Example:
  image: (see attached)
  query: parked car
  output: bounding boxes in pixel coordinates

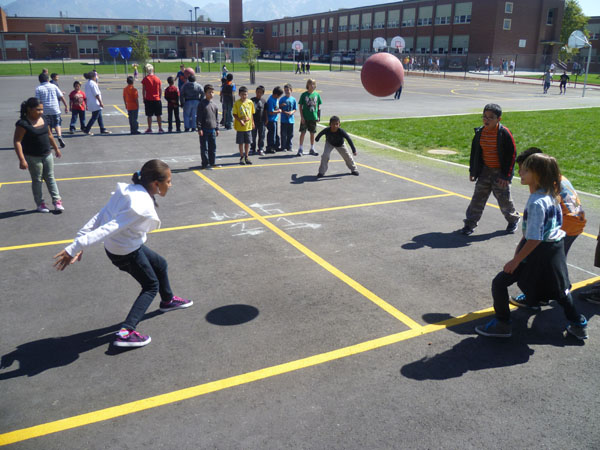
[447,59,465,70]
[262,51,272,59]
[331,52,342,63]
[311,53,321,62]
[319,54,331,62]
[166,50,177,59]
[342,52,356,64]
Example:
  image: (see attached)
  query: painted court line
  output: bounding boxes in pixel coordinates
[3,274,598,447]
[193,169,422,329]
[0,194,452,252]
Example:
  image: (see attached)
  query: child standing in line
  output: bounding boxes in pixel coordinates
[297,78,321,157]
[315,116,359,177]
[458,103,519,236]
[13,97,64,213]
[265,86,283,153]
[220,73,236,130]
[279,83,297,152]
[164,76,182,133]
[509,147,586,309]
[250,85,266,156]
[123,76,140,135]
[68,81,86,134]
[53,159,193,348]
[232,86,255,165]
[196,84,220,169]
[475,153,588,340]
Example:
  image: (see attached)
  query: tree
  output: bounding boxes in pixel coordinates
[130,30,150,72]
[560,0,589,57]
[241,28,261,84]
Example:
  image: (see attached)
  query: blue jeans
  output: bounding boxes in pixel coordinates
[266,121,280,150]
[222,97,233,129]
[69,110,85,131]
[280,122,294,150]
[85,109,106,133]
[128,109,139,134]
[251,121,265,151]
[200,128,217,167]
[106,245,173,330]
[183,99,199,130]
[24,153,61,206]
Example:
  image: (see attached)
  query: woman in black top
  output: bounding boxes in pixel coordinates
[13,97,64,213]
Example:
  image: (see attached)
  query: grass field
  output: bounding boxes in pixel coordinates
[521,73,600,85]
[342,108,600,195]
[0,60,331,77]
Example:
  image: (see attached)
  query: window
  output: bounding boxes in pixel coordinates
[100,25,114,34]
[255,27,264,33]
[272,28,278,37]
[329,17,334,33]
[505,2,513,14]
[286,22,292,36]
[360,38,371,52]
[454,2,472,24]
[432,35,449,54]
[294,21,301,35]
[416,36,431,53]
[547,9,554,25]
[503,19,511,30]
[374,11,385,29]
[388,10,400,28]
[350,14,359,31]
[65,24,80,33]
[45,24,62,33]
[118,25,132,33]
[338,39,347,51]
[418,6,433,26]
[313,19,317,34]
[435,4,451,25]
[362,13,372,30]
[321,18,325,33]
[82,24,98,33]
[134,25,148,33]
[149,26,162,34]
[402,8,415,27]
[451,35,469,54]
[279,23,285,36]
[302,20,308,34]
[339,16,348,32]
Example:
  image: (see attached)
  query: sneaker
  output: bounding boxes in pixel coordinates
[351,171,360,176]
[506,220,520,234]
[240,157,246,165]
[145,129,153,134]
[36,202,50,213]
[113,329,151,347]
[458,226,474,236]
[53,200,65,212]
[245,157,253,165]
[566,317,588,340]
[100,130,112,135]
[317,173,325,178]
[57,137,66,148]
[475,318,512,338]
[509,294,541,311]
[309,149,319,156]
[158,129,165,134]
[84,130,94,136]
[258,150,265,156]
[159,295,193,312]
[297,150,304,157]
[69,129,75,134]
[184,128,189,132]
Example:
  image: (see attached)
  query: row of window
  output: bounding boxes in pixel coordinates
[45,24,227,36]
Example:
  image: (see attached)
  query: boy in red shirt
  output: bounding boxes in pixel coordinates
[164,76,181,133]
[141,64,164,134]
[123,76,140,134]
[68,80,86,133]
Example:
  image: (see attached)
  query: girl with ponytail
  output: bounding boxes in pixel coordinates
[54,159,193,347]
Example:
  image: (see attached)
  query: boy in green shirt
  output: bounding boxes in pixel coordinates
[297,78,321,157]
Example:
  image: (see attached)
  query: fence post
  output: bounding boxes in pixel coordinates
[512,54,517,83]
[62,58,66,75]
[464,52,469,80]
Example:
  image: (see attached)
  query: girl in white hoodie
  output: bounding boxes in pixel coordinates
[54,159,192,347]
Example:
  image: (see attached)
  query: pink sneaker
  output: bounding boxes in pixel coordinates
[36,202,50,213]
[53,200,65,212]
[113,329,151,347]
[145,129,153,134]
[159,296,193,312]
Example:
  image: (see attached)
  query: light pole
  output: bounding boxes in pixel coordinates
[194,6,200,72]
[219,31,226,69]
[189,9,193,63]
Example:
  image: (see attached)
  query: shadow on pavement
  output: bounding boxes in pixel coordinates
[402,230,506,249]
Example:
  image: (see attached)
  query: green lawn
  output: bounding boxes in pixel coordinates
[0,60,330,76]
[520,73,600,85]
[341,108,600,194]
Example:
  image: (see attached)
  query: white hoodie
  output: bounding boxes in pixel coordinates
[65,183,161,256]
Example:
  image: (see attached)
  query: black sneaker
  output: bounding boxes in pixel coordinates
[57,136,66,148]
[475,318,512,338]
[317,173,325,178]
[309,149,319,156]
[566,317,588,340]
[458,226,474,236]
[351,171,359,176]
[240,157,246,165]
[506,220,520,234]
[245,157,252,165]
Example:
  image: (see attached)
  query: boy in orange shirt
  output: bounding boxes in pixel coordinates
[123,76,140,135]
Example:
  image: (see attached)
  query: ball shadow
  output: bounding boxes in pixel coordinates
[205,304,259,326]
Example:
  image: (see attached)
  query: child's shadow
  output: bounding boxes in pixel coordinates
[0,311,162,380]
[401,305,591,381]
[290,174,344,184]
[402,230,506,250]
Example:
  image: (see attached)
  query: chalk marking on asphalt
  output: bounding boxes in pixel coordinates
[567,263,600,277]
[2,274,597,447]
[193,169,422,329]
[112,104,129,117]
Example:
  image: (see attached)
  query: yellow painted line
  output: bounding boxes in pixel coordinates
[582,231,597,239]
[0,193,450,252]
[0,173,130,186]
[112,104,129,117]
[0,305,497,447]
[194,170,422,329]
[213,160,329,169]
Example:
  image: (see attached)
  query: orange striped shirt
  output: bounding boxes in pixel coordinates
[480,124,500,168]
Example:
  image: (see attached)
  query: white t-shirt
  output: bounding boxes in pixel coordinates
[65,183,161,256]
[35,82,63,115]
[85,79,102,112]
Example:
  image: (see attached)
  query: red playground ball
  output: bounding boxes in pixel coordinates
[184,67,195,78]
[360,53,405,97]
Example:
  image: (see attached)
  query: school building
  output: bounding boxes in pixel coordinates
[0,0,598,71]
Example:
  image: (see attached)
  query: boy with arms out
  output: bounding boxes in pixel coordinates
[316,116,359,177]
[279,83,297,152]
[297,78,321,157]
[459,103,520,236]
[233,86,255,165]
[196,84,220,169]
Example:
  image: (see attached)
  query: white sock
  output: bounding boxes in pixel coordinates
[298,145,303,151]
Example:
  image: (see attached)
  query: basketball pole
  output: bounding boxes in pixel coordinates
[582,44,591,98]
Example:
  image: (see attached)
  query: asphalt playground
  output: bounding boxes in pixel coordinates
[1,70,599,449]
